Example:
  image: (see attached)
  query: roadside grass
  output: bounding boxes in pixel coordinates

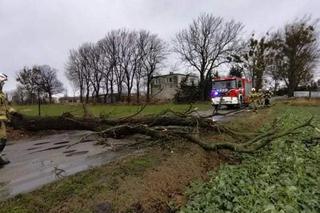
[181,103,320,213]
[13,102,211,118]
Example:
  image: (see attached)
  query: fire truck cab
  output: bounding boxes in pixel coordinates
[210,76,252,108]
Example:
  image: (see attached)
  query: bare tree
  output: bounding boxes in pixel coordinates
[98,30,123,103]
[66,49,85,103]
[173,13,243,100]
[268,17,320,96]
[16,66,43,104]
[86,43,103,103]
[12,85,26,104]
[141,32,167,102]
[78,43,94,103]
[108,30,126,102]
[118,30,137,103]
[17,65,64,104]
[36,65,64,103]
[134,30,148,103]
[97,38,111,103]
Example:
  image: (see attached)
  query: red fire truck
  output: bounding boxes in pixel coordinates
[210,76,252,109]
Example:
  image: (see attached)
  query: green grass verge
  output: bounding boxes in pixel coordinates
[181,104,320,213]
[13,103,211,118]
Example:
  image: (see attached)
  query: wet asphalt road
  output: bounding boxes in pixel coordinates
[0,131,139,200]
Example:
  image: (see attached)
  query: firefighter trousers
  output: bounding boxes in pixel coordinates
[0,121,7,153]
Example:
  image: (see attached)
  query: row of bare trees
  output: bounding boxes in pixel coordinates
[13,14,318,104]
[65,29,167,103]
[65,14,320,103]
[14,65,64,104]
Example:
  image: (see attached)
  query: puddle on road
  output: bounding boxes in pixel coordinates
[53,141,70,145]
[33,141,51,146]
[26,147,42,151]
[63,149,77,154]
[65,150,89,157]
[29,144,70,154]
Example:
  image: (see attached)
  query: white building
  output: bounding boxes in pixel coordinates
[151,72,199,101]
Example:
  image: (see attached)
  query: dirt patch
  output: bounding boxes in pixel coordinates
[124,147,229,212]
[7,128,34,141]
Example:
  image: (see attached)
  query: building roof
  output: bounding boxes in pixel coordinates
[152,72,198,79]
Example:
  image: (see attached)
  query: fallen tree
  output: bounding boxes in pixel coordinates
[68,108,318,153]
[10,106,318,153]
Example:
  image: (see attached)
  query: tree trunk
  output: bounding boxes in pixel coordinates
[255,70,263,91]
[117,83,122,102]
[287,85,295,97]
[199,72,205,101]
[110,79,114,103]
[146,76,151,103]
[127,88,131,103]
[86,88,90,103]
[95,92,100,103]
[251,68,256,89]
[48,92,52,104]
[288,69,296,97]
[274,80,278,94]
[104,80,109,104]
[79,86,84,103]
[136,80,140,104]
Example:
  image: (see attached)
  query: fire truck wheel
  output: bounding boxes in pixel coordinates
[226,105,234,109]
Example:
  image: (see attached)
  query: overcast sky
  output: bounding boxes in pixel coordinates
[0,0,319,93]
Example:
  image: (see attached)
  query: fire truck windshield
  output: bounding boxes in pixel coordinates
[212,80,236,89]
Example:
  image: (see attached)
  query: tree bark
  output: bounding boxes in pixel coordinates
[136,79,140,104]
[146,76,151,102]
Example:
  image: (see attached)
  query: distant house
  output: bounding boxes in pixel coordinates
[151,72,199,101]
[59,96,81,103]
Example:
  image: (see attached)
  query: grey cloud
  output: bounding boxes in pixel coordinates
[0,0,319,92]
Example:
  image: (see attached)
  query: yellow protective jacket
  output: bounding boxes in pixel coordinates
[0,91,15,121]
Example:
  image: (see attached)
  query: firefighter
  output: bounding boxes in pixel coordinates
[263,89,273,106]
[249,88,259,110]
[0,73,15,166]
[257,89,264,106]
